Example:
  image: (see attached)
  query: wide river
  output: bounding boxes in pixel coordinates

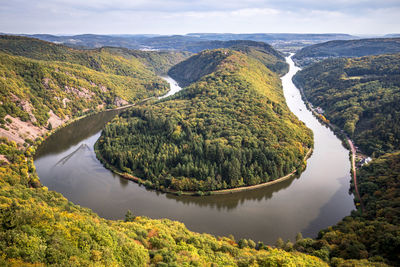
[35,56,354,244]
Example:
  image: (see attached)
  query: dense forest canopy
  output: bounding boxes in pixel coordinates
[168,41,288,85]
[293,38,400,66]
[96,49,313,192]
[293,53,400,156]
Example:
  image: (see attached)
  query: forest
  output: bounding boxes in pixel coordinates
[96,49,313,192]
[293,53,400,156]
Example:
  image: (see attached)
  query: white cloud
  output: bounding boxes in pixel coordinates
[0,0,399,34]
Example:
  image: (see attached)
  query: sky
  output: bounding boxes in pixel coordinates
[1,0,399,35]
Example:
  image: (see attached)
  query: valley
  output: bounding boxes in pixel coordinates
[0,34,399,266]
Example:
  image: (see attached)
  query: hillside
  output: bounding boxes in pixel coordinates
[293,53,400,156]
[0,36,181,144]
[168,40,288,78]
[293,38,400,66]
[96,49,313,192]
[0,35,185,78]
[102,47,191,75]
[0,137,328,266]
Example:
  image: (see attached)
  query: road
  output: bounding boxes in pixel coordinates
[347,138,365,212]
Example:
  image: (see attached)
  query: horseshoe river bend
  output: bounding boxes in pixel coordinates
[34,56,355,244]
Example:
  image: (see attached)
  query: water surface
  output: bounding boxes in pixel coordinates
[35,63,354,244]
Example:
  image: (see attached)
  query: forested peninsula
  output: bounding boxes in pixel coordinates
[96,49,313,193]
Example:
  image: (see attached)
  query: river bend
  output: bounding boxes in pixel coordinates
[35,59,354,244]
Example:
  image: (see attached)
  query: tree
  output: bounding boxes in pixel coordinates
[275,238,284,249]
[124,210,135,222]
[296,232,303,242]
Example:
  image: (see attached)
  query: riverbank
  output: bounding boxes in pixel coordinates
[293,77,365,212]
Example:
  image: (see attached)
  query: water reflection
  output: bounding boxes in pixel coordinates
[36,110,121,158]
[165,175,298,211]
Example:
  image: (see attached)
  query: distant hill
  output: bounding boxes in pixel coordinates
[293,53,400,156]
[384,33,400,38]
[1,33,357,52]
[186,33,356,42]
[168,40,288,82]
[293,37,400,66]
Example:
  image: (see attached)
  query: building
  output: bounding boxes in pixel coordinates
[315,107,324,114]
[360,157,372,166]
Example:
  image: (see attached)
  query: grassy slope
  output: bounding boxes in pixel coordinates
[96,49,312,192]
[293,53,400,156]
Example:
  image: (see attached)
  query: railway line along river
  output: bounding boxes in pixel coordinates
[35,57,355,244]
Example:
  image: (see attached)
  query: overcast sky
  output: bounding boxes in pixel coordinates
[1,0,399,35]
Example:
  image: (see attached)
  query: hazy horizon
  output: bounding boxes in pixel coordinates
[0,32,396,38]
[1,0,399,35]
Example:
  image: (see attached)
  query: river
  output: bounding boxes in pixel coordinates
[35,58,355,244]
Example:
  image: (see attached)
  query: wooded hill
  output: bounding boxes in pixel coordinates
[293,38,400,66]
[168,40,289,82]
[169,40,289,75]
[96,49,313,192]
[0,36,189,143]
[293,53,400,157]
